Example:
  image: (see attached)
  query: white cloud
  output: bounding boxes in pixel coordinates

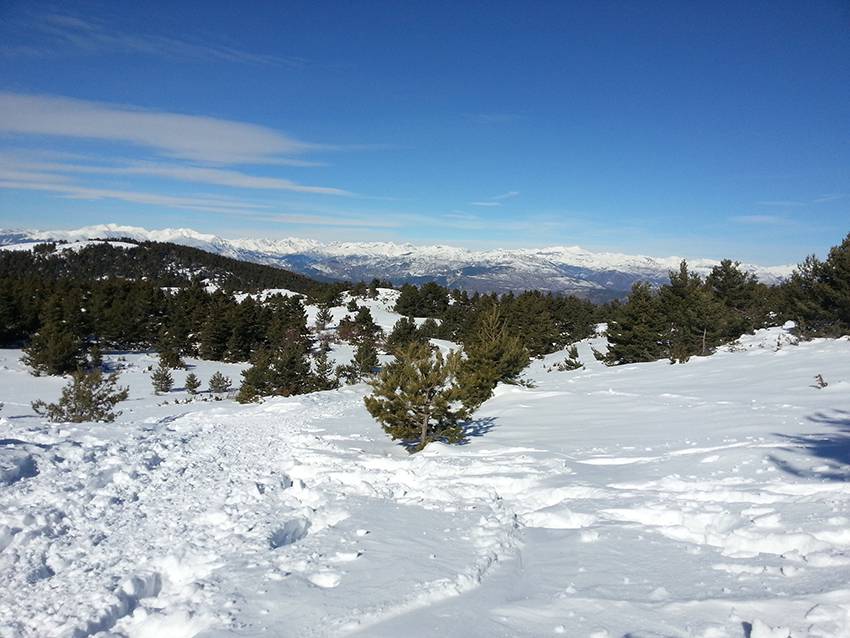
[757,194,846,207]
[0,177,270,214]
[13,12,302,67]
[469,190,519,207]
[0,92,322,164]
[2,157,353,196]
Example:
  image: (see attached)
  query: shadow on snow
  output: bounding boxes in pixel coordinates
[769,409,850,481]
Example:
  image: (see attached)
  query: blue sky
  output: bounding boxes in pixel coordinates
[0,0,847,264]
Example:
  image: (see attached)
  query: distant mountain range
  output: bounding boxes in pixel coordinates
[0,224,794,300]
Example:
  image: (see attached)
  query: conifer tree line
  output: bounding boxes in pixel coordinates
[4,233,849,437]
[606,233,850,363]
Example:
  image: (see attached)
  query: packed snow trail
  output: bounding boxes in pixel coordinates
[1,325,850,637]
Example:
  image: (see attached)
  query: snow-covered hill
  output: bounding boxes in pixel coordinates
[2,326,849,637]
[0,224,794,299]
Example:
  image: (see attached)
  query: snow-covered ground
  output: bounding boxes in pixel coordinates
[1,325,849,637]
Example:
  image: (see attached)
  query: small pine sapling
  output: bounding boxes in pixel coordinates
[151,361,174,394]
[208,370,232,394]
[32,369,129,423]
[364,342,468,452]
[185,372,201,395]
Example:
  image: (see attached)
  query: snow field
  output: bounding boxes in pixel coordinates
[0,324,848,636]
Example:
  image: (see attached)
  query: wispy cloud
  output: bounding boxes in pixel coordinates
[0,177,271,214]
[756,193,846,207]
[3,12,301,67]
[0,92,323,164]
[470,190,520,207]
[1,157,353,196]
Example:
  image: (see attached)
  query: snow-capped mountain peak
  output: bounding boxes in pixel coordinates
[0,224,795,299]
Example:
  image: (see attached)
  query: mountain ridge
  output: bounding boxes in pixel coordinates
[0,223,795,299]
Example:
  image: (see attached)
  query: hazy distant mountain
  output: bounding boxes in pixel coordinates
[0,224,794,300]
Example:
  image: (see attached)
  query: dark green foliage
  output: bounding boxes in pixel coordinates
[458,306,529,410]
[394,283,449,317]
[418,318,440,339]
[364,342,468,451]
[314,305,333,331]
[385,317,426,354]
[32,369,129,423]
[555,344,583,371]
[185,372,201,394]
[354,337,380,377]
[783,233,850,337]
[0,239,332,296]
[346,298,359,312]
[208,371,232,394]
[22,318,85,376]
[706,259,766,339]
[606,282,666,364]
[236,341,312,403]
[88,343,103,369]
[156,329,185,369]
[151,361,174,394]
[337,306,383,345]
[311,343,339,391]
[659,261,725,362]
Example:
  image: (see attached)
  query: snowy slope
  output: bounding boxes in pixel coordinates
[1,326,849,637]
[0,224,794,298]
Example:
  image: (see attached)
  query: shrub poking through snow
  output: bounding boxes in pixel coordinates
[185,372,201,394]
[555,344,583,371]
[208,371,232,394]
[364,341,468,452]
[151,361,174,394]
[32,369,129,423]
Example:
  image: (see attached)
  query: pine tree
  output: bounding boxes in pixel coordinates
[364,342,468,451]
[208,370,232,394]
[236,341,313,402]
[315,305,334,331]
[350,336,380,381]
[785,233,850,337]
[32,369,129,423]
[706,259,761,339]
[607,282,666,364]
[88,343,104,370]
[659,261,724,362]
[458,306,529,410]
[156,329,185,369]
[151,361,174,394]
[385,316,424,354]
[22,319,85,376]
[185,372,201,394]
[346,298,359,312]
[312,343,339,391]
[368,279,380,299]
[394,284,421,316]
